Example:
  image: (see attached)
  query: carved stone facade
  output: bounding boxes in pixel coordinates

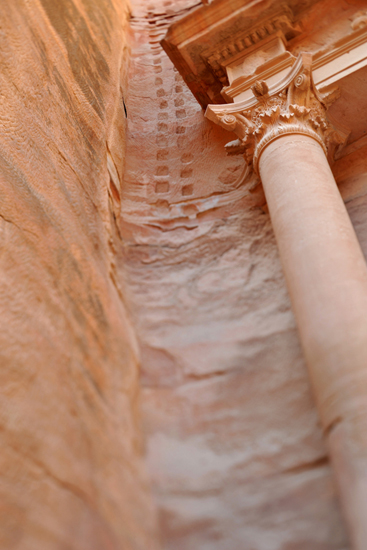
[205,5,301,86]
[161,2,367,549]
[207,53,344,172]
[2,1,367,550]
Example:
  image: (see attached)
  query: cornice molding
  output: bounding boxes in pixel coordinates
[203,6,301,86]
[313,25,367,90]
[161,0,314,107]
[221,51,296,102]
[162,1,367,110]
[162,1,367,175]
[222,25,367,102]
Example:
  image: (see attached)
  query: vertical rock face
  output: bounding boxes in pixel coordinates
[0,1,159,549]
[122,1,366,549]
[2,0,366,549]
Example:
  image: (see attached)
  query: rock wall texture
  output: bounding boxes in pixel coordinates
[121,1,367,549]
[2,1,367,549]
[0,1,160,549]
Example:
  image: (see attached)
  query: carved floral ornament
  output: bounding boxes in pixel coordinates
[206,53,346,174]
[351,10,367,31]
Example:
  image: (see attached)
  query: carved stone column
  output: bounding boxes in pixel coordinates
[207,53,367,549]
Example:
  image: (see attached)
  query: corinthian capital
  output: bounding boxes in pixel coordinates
[206,53,344,173]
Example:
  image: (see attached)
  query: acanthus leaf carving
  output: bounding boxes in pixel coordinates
[206,53,347,174]
[251,80,269,98]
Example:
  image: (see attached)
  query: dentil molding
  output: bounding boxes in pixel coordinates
[162,1,367,111]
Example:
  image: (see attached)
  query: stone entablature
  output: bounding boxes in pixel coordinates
[161,0,311,106]
[162,0,367,170]
[204,5,301,86]
[162,0,367,110]
[222,23,367,102]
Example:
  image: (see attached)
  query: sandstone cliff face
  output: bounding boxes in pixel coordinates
[2,0,367,549]
[121,1,367,549]
[0,1,159,549]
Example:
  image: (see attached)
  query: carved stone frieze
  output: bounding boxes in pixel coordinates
[161,0,306,107]
[204,5,300,86]
[206,53,346,173]
[162,0,367,109]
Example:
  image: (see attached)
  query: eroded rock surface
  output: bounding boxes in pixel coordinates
[0,1,159,549]
[121,1,367,549]
[2,0,367,549]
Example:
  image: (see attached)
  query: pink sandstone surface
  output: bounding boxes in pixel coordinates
[0,1,159,549]
[120,1,367,549]
[1,0,367,549]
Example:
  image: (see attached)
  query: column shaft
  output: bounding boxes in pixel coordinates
[259,134,367,549]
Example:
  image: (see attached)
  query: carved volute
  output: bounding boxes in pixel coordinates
[206,53,345,174]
